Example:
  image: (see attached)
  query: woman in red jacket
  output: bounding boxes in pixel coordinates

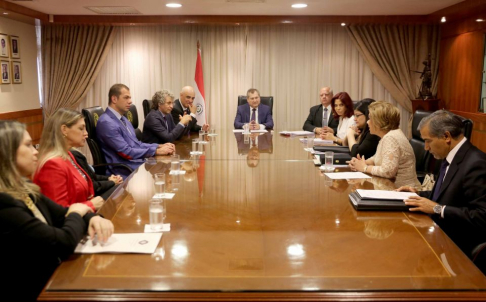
[34,109,104,211]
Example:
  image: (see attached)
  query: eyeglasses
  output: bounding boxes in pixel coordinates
[355,113,365,118]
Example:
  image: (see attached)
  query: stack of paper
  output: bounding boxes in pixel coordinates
[279,131,314,136]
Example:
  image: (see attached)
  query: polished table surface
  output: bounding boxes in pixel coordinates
[39,130,486,301]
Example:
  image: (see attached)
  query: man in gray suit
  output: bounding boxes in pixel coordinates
[303,87,339,134]
[142,89,193,144]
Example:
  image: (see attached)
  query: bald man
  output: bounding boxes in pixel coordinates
[172,86,209,133]
[303,87,339,134]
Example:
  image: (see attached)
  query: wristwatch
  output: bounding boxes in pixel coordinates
[433,204,443,215]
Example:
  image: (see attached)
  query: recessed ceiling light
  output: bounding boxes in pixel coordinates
[441,16,446,23]
[282,20,293,24]
[2,12,8,15]
[341,23,346,26]
[166,3,182,8]
[291,3,307,8]
[477,19,484,22]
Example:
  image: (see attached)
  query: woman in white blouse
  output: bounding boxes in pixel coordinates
[321,92,355,145]
[348,101,421,189]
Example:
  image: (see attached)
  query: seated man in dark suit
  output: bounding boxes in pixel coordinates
[142,89,192,144]
[399,110,486,256]
[172,86,209,133]
[234,88,274,130]
[303,86,339,134]
[96,84,175,179]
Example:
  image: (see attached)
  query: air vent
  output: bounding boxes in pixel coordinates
[226,0,265,3]
[85,6,142,15]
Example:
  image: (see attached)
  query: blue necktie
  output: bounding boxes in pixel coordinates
[432,160,449,201]
[251,108,256,122]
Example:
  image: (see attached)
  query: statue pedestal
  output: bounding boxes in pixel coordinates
[411,99,441,113]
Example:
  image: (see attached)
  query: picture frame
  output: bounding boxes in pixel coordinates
[12,61,21,84]
[10,36,20,59]
[1,60,11,84]
[0,34,9,58]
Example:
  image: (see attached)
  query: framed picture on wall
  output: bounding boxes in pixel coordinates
[0,34,9,58]
[1,60,11,84]
[12,61,21,84]
[10,36,20,59]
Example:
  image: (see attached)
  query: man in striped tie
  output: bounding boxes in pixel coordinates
[303,86,339,134]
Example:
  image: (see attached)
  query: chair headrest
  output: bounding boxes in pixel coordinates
[82,106,105,139]
[411,110,433,139]
[125,104,139,129]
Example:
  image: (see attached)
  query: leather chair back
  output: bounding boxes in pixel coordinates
[81,106,106,167]
[410,110,433,178]
[142,99,153,118]
[125,104,143,141]
[238,95,273,115]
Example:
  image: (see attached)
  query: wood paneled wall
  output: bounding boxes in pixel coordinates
[0,109,43,145]
[437,2,486,151]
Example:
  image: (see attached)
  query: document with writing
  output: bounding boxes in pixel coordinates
[75,233,162,254]
[356,189,418,200]
[324,172,371,179]
[280,131,314,136]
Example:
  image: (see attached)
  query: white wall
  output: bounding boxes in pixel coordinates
[0,17,40,113]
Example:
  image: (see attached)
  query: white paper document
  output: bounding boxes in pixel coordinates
[280,131,314,136]
[75,233,162,254]
[169,170,186,175]
[313,138,334,144]
[152,193,175,199]
[233,129,245,133]
[356,189,418,200]
[324,172,371,179]
[144,224,171,233]
[251,129,268,133]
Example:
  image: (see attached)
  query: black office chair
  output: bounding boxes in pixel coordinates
[82,106,133,175]
[125,104,143,141]
[142,99,153,118]
[410,110,433,183]
[237,95,273,115]
[472,242,486,275]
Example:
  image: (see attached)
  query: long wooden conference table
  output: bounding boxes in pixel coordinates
[38,130,486,301]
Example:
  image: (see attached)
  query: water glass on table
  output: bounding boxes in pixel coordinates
[192,139,199,153]
[149,198,166,231]
[171,154,181,173]
[153,173,165,197]
[306,137,314,149]
[324,151,334,171]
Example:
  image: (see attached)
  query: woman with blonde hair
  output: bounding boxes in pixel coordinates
[34,108,104,210]
[0,120,113,300]
[348,101,421,189]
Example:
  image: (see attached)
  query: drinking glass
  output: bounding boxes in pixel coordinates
[171,154,181,172]
[153,173,165,197]
[192,139,199,153]
[149,198,165,231]
[324,151,334,171]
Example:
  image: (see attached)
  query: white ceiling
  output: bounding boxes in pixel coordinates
[7,0,463,16]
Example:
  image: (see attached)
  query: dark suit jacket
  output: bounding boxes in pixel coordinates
[0,192,95,300]
[171,99,201,133]
[71,150,117,199]
[96,108,158,178]
[303,104,339,134]
[234,103,274,129]
[421,140,486,255]
[143,109,185,144]
[350,128,380,159]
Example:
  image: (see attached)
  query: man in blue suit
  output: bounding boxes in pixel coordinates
[142,89,192,144]
[234,88,274,130]
[96,84,175,179]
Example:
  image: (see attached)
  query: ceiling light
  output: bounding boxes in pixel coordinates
[441,16,446,23]
[282,20,293,24]
[291,3,307,8]
[166,3,182,8]
[477,19,484,22]
[341,23,346,26]
[2,12,8,15]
